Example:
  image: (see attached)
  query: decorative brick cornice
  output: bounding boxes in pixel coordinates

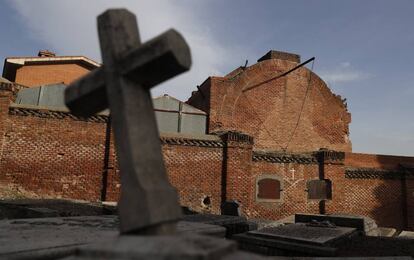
[160,136,224,148]
[345,167,408,179]
[214,131,254,145]
[253,151,317,164]
[314,149,345,164]
[0,82,27,93]
[9,106,108,123]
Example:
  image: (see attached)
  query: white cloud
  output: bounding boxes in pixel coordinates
[7,0,239,100]
[318,62,371,84]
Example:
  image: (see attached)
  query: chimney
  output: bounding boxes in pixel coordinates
[257,50,300,63]
[38,50,56,57]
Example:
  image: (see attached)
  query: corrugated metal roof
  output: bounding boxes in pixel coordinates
[13,88,207,135]
[15,83,68,110]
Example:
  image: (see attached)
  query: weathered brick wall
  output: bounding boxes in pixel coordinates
[249,152,320,220]
[327,170,405,229]
[161,134,224,214]
[14,63,92,87]
[343,152,414,230]
[0,101,412,230]
[248,150,413,230]
[0,106,107,200]
[0,107,224,214]
[219,132,254,214]
[407,177,414,230]
[0,87,13,187]
[345,152,414,169]
[188,56,352,153]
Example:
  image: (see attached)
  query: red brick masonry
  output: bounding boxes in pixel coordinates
[0,87,412,230]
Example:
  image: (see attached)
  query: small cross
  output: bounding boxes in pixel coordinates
[64,9,191,235]
[290,168,296,180]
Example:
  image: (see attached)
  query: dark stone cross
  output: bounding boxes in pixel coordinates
[64,9,191,234]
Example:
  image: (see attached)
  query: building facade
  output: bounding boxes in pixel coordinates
[0,50,413,230]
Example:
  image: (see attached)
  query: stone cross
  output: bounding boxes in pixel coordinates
[64,9,191,235]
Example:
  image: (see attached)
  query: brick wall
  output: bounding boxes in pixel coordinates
[0,106,107,200]
[345,152,414,169]
[219,132,254,214]
[0,87,13,187]
[0,102,413,230]
[162,135,224,214]
[14,63,92,87]
[0,106,225,214]
[249,155,320,220]
[343,152,414,230]
[188,57,352,153]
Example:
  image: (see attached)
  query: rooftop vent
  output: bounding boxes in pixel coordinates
[257,50,300,63]
[38,50,56,57]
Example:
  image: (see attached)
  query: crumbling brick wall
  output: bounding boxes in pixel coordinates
[188,53,352,153]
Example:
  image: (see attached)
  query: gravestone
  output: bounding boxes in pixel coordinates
[65,9,190,235]
[221,201,241,216]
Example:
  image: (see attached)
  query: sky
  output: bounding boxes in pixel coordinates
[0,0,413,156]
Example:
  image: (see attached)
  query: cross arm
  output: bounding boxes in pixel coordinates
[65,68,107,117]
[65,29,191,117]
[119,29,191,88]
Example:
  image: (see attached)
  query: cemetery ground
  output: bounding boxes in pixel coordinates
[1,198,414,259]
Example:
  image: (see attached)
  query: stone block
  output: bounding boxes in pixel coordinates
[398,231,414,239]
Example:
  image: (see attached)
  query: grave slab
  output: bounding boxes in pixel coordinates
[233,223,357,256]
[183,214,257,237]
[249,223,356,246]
[0,215,226,259]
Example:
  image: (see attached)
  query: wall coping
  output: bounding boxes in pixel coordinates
[345,167,411,179]
[253,150,318,164]
[214,131,254,145]
[160,133,223,148]
[8,104,108,123]
[7,105,225,148]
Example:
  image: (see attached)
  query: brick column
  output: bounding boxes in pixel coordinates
[315,149,345,215]
[218,131,254,216]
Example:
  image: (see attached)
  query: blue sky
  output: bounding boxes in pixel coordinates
[1,0,413,156]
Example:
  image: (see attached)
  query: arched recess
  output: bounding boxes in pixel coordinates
[256,175,284,202]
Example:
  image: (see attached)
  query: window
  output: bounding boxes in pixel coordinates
[256,175,283,202]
